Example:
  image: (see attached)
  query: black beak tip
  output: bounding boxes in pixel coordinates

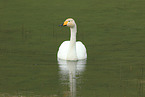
[59,24,63,26]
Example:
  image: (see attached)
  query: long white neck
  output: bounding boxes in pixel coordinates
[67,24,78,60]
[70,25,77,45]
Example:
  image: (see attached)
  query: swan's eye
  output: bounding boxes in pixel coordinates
[68,20,70,22]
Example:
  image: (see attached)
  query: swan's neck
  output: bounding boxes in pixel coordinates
[70,26,77,45]
[67,25,78,60]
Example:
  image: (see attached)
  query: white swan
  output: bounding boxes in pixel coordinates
[57,18,87,60]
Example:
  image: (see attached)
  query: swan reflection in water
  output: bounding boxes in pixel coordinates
[58,59,86,97]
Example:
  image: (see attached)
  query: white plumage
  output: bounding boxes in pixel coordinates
[57,41,87,60]
[57,18,87,60]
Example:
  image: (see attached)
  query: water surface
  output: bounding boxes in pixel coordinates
[0,0,145,96]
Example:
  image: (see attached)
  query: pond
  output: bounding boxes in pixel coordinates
[0,26,144,97]
[0,0,145,96]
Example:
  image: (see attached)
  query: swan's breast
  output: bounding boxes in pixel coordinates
[57,41,87,60]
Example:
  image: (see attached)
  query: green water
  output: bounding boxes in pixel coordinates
[0,0,145,97]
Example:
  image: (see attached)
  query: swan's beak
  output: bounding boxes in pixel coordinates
[59,21,68,27]
[63,21,68,26]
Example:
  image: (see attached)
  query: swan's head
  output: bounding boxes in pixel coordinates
[59,18,76,28]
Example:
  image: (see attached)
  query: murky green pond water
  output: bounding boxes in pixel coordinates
[0,30,144,97]
[0,0,145,97]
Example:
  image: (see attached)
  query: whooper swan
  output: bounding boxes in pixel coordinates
[57,18,87,61]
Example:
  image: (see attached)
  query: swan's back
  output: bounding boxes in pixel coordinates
[57,41,87,60]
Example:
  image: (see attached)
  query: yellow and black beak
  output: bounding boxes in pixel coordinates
[59,21,68,27]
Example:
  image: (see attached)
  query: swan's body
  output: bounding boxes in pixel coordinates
[57,18,87,60]
[58,41,87,60]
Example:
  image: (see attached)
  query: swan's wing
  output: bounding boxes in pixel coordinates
[76,41,87,60]
[57,41,70,60]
